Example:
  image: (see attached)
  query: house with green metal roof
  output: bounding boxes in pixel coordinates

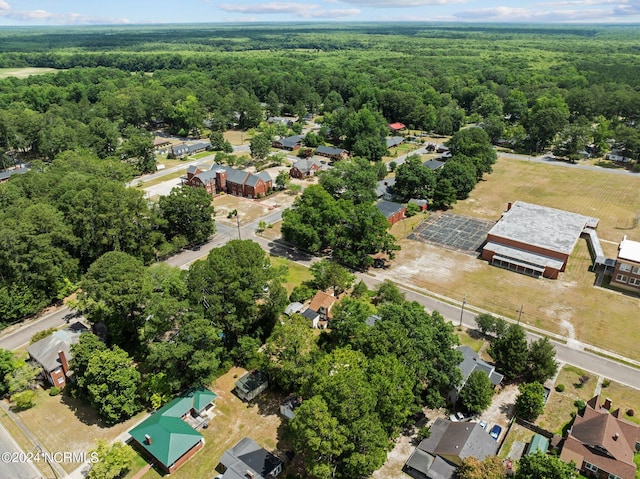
[129,387,217,474]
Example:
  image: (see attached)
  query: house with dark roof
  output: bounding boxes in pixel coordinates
[423,159,445,171]
[184,163,272,198]
[235,371,269,402]
[448,346,503,406]
[129,387,217,474]
[375,178,401,201]
[171,140,212,158]
[290,158,323,179]
[26,324,87,389]
[218,437,283,479]
[315,145,349,160]
[404,418,499,479]
[376,200,406,225]
[386,136,405,148]
[301,308,321,328]
[481,201,600,279]
[272,135,304,151]
[559,395,640,479]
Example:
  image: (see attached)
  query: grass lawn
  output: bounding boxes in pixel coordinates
[137,170,186,189]
[0,67,59,78]
[453,156,640,244]
[224,130,250,146]
[596,381,640,424]
[389,211,428,240]
[537,365,598,435]
[454,328,485,353]
[17,389,146,473]
[130,367,287,479]
[0,404,52,478]
[270,255,313,294]
[499,422,536,460]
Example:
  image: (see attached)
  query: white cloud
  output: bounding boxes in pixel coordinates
[338,0,467,6]
[0,2,129,24]
[218,2,361,18]
[452,5,633,22]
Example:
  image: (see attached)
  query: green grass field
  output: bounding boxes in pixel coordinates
[0,67,60,79]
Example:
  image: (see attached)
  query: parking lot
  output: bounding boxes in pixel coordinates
[409,213,496,254]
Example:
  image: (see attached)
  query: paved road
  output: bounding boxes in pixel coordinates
[0,422,42,479]
[357,274,640,390]
[499,152,640,177]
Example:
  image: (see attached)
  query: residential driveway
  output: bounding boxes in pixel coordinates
[479,383,518,433]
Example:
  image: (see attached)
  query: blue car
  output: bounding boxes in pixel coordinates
[489,424,502,440]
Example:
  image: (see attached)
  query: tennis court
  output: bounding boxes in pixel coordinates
[409,213,495,254]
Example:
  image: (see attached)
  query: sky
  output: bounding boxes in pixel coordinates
[1,0,640,26]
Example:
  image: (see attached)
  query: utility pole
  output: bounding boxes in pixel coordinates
[517,304,524,324]
[459,294,466,327]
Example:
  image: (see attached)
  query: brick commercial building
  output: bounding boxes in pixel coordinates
[611,236,640,292]
[482,201,599,279]
[184,163,272,199]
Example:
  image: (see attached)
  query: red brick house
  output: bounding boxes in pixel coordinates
[559,395,640,479]
[26,325,86,389]
[315,145,349,160]
[376,200,406,226]
[290,158,323,178]
[610,236,640,292]
[482,201,599,279]
[129,388,217,474]
[184,164,272,199]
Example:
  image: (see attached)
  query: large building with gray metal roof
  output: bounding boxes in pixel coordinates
[482,201,599,279]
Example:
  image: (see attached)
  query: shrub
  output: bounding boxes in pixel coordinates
[11,390,36,410]
[627,408,635,417]
[602,378,611,388]
[49,386,61,396]
[574,399,586,414]
[416,425,431,441]
[30,328,57,344]
[555,384,565,392]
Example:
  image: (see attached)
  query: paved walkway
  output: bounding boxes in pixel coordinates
[0,399,68,479]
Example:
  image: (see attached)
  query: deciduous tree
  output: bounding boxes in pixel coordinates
[458,370,494,414]
[514,382,546,422]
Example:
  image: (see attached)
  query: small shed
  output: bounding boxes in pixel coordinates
[526,434,549,456]
[235,371,269,402]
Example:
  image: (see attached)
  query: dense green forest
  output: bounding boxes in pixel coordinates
[2,22,640,321]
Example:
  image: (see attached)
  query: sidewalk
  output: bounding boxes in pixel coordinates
[0,399,68,479]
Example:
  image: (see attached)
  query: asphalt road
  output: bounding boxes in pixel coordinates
[0,422,42,479]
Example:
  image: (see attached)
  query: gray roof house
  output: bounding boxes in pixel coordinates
[27,325,87,388]
[235,371,269,402]
[219,437,283,479]
[423,159,445,171]
[273,135,304,150]
[405,418,498,479]
[290,158,324,178]
[386,136,405,148]
[315,145,348,159]
[448,346,503,405]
